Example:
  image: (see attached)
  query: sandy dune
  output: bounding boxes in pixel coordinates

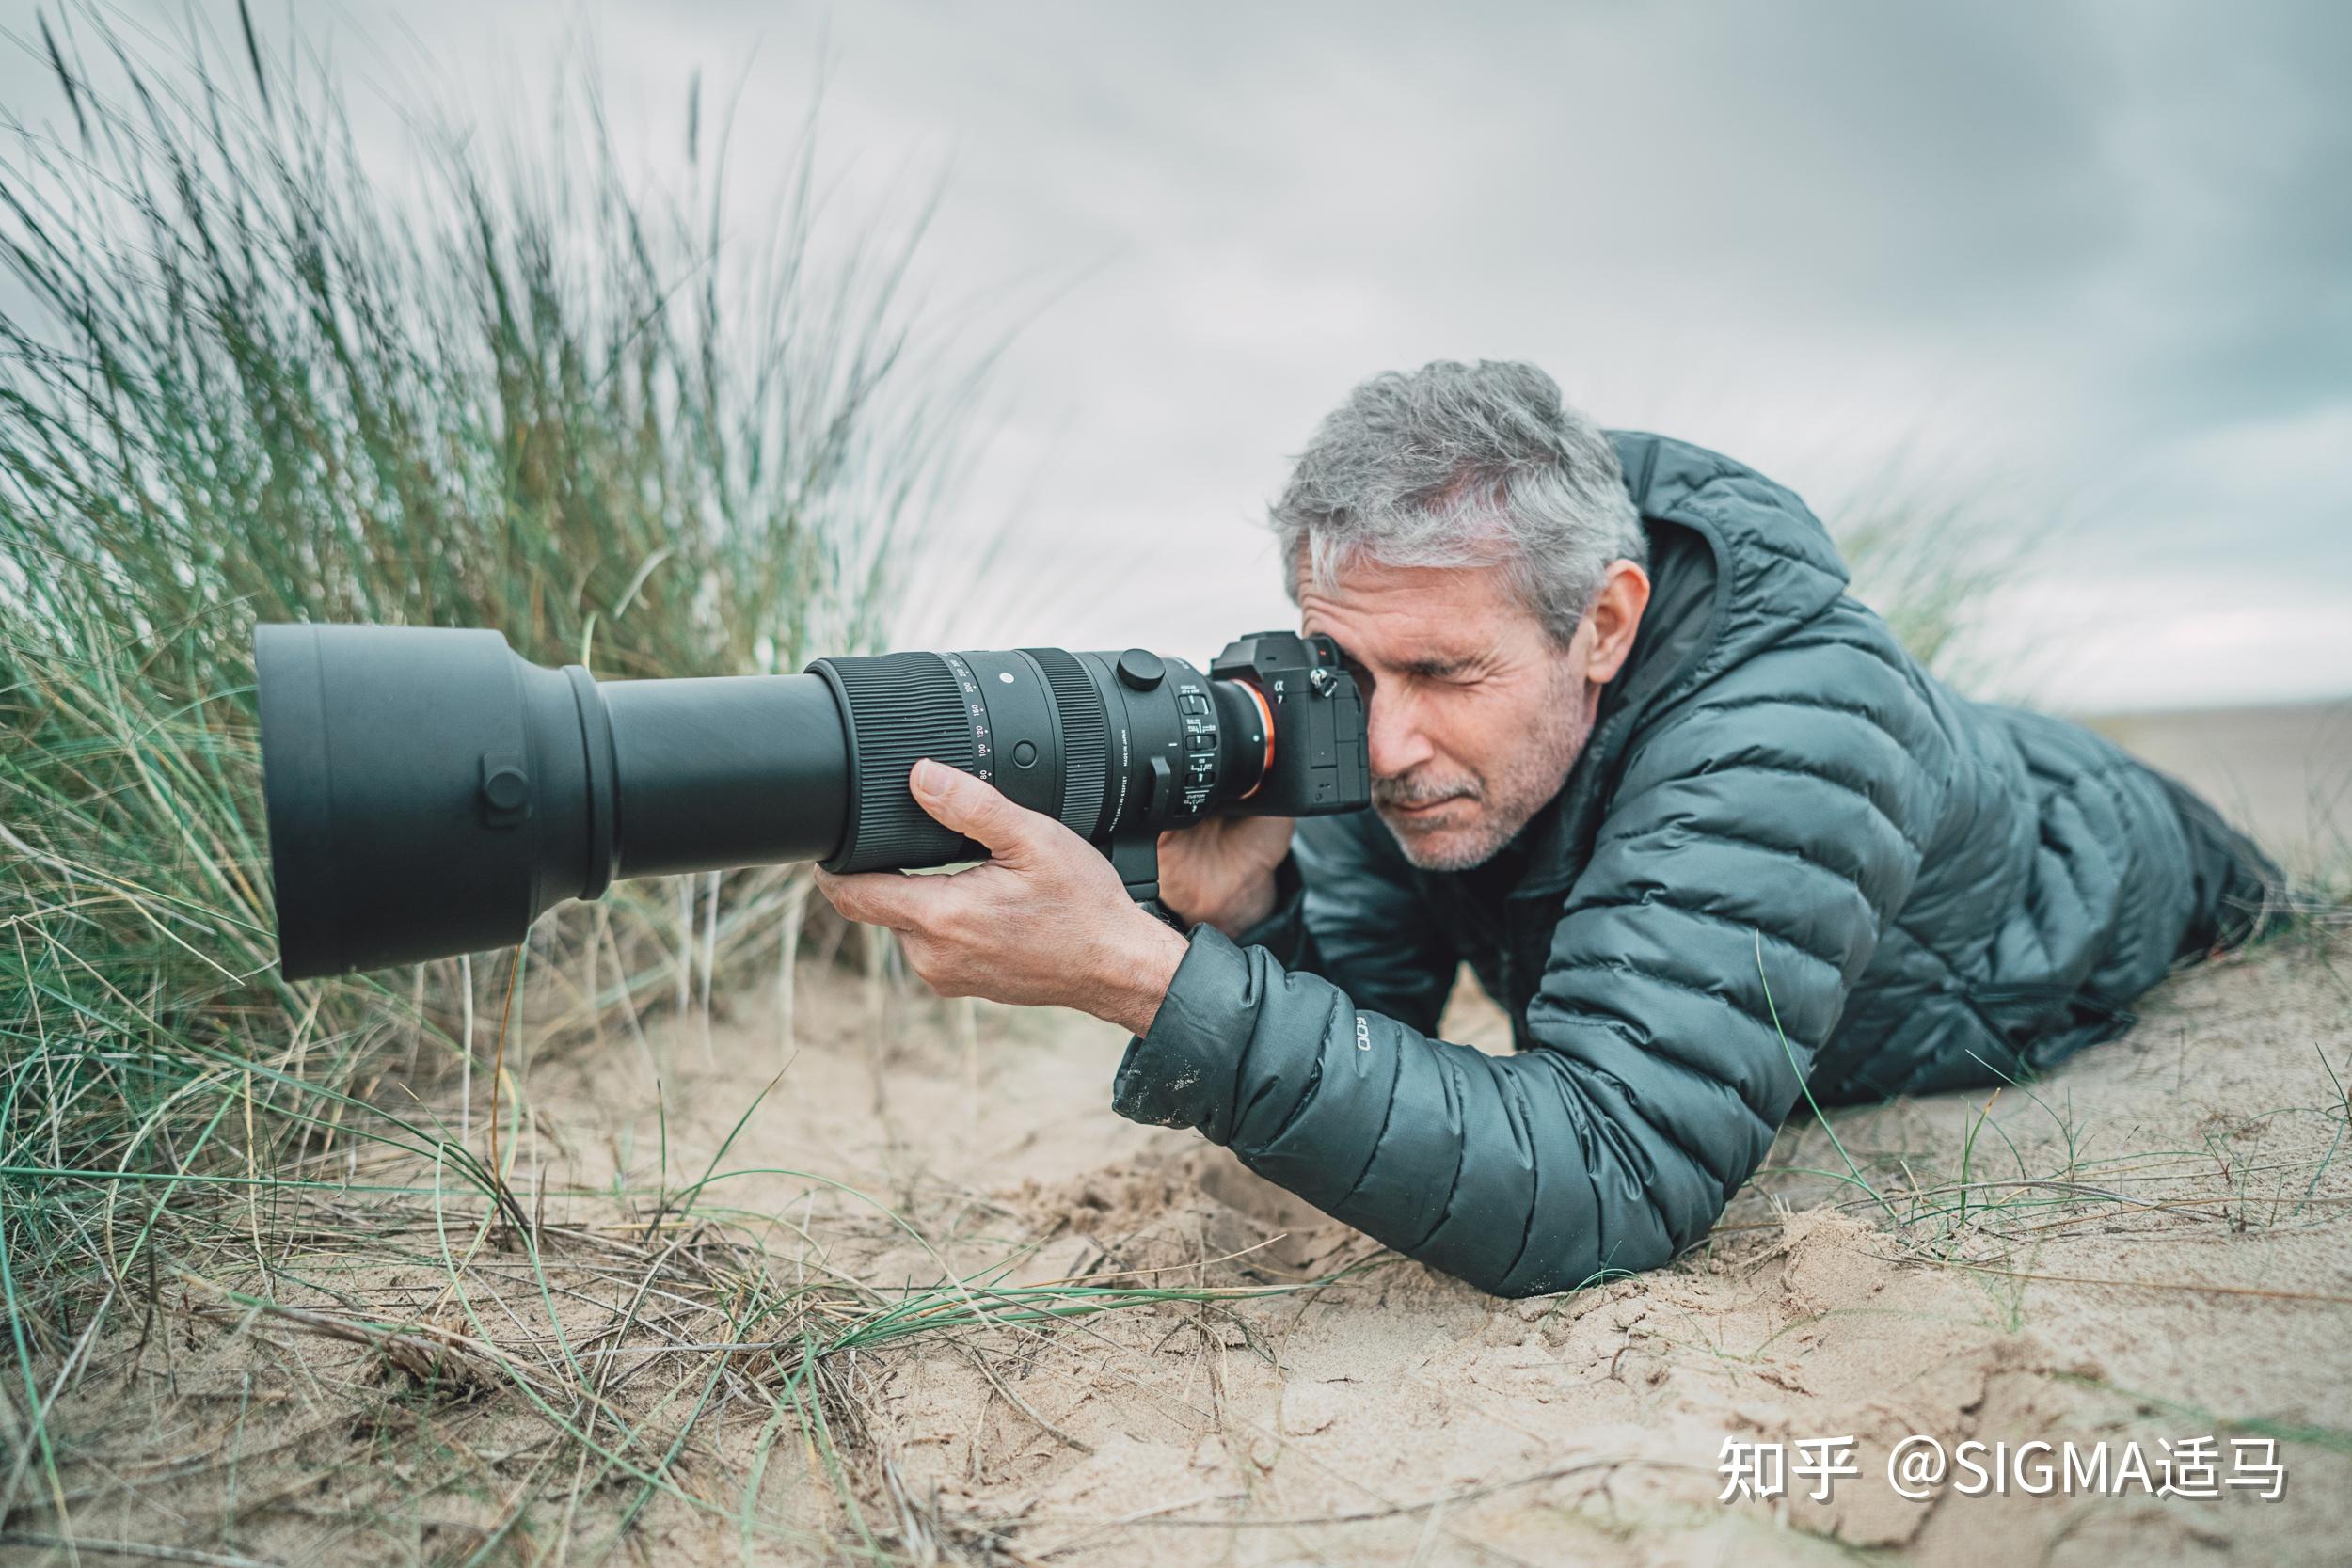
[494,923,2352,1565]
[35,927,2350,1566]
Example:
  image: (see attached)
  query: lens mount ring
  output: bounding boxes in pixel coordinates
[1235,679,1276,800]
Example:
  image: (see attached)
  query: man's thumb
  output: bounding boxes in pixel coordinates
[909,758,1032,856]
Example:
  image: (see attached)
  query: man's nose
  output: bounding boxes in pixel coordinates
[1364,691,1435,781]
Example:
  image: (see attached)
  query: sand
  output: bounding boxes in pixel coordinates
[24,927,2352,1565]
[515,931,2348,1567]
[19,700,2352,1565]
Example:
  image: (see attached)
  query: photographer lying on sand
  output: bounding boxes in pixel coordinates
[816,358,2281,1297]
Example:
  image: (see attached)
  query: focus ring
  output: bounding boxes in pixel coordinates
[1025,647,1109,841]
[810,653,977,871]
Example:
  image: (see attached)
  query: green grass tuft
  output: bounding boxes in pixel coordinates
[0,5,981,1550]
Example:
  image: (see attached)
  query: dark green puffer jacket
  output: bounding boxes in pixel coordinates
[1113,432,2208,1297]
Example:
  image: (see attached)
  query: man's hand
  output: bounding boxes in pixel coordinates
[1157,814,1294,938]
[811,759,1189,1037]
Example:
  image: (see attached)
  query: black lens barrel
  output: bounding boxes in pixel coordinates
[601,674,849,879]
[256,625,1282,979]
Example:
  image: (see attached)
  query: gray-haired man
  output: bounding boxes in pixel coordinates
[817,359,2279,1296]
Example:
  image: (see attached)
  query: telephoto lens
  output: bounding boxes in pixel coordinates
[253,624,1368,979]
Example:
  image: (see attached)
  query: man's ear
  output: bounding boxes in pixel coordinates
[1581,559,1651,687]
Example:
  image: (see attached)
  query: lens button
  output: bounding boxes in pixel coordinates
[1116,648,1166,690]
[479,752,531,826]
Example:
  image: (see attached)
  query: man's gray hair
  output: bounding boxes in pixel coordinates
[1271,361,1646,643]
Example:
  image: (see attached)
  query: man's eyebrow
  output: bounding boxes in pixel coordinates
[1393,652,1480,678]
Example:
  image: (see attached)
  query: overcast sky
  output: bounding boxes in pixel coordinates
[15,2,2349,709]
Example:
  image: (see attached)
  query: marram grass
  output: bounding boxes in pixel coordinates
[0,7,1033,1556]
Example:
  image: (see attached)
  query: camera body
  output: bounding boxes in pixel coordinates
[255,624,1370,977]
[1210,631,1368,817]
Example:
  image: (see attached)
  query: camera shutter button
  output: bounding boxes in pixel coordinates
[1116,649,1165,690]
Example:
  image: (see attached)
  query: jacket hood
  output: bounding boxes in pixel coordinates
[1606,430,1851,711]
[1502,432,1853,897]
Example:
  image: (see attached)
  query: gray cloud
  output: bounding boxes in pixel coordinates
[9,0,2344,705]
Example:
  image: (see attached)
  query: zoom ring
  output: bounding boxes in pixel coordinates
[813,653,978,872]
[1024,647,1109,841]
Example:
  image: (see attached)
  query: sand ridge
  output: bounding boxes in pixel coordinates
[508,932,2352,1564]
[26,930,2350,1566]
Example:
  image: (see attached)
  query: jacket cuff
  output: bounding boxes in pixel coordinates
[1111,925,1253,1143]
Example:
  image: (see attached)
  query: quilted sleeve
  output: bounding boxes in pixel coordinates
[1112,648,1939,1296]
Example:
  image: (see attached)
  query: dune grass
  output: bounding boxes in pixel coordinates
[0,5,1089,1558]
[0,10,1363,1562]
[1827,463,2040,696]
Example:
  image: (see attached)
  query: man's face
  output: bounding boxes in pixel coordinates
[1297,555,1598,872]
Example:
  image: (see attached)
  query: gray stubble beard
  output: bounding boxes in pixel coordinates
[1377,662,1596,873]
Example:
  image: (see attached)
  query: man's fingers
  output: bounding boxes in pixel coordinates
[908,758,1042,859]
[811,866,946,930]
